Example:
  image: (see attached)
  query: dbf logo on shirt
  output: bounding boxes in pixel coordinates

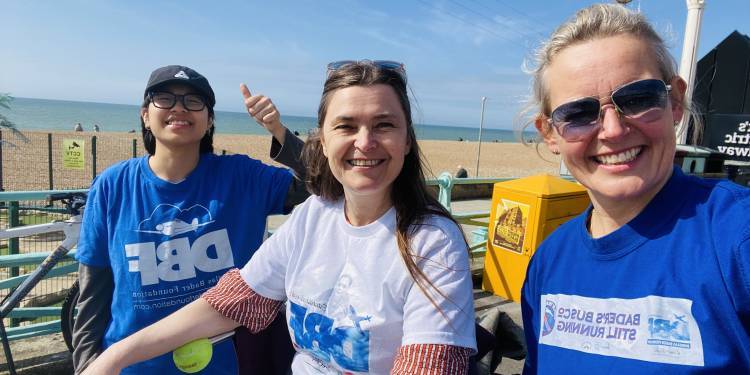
[125,204,234,285]
[288,300,370,372]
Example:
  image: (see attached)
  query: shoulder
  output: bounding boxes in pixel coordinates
[98,157,141,179]
[286,195,336,219]
[529,210,586,268]
[682,175,750,225]
[410,214,468,264]
[91,157,143,189]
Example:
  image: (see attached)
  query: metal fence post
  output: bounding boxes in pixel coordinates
[8,201,19,277]
[92,135,97,179]
[132,139,137,158]
[0,130,4,191]
[437,172,455,213]
[8,201,20,327]
[47,133,53,190]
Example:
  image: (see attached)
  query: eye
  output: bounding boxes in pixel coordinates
[332,123,354,131]
[375,122,395,129]
[185,95,205,106]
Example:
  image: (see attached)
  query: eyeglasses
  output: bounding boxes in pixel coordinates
[547,78,672,142]
[326,60,406,82]
[148,92,208,111]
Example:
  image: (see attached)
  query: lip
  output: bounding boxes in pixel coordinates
[346,158,385,168]
[164,118,192,129]
[591,146,644,168]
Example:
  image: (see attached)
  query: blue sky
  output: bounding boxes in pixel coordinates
[1,0,747,129]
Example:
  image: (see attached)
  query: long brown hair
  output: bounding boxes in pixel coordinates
[302,61,465,309]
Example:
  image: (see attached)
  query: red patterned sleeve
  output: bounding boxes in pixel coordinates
[390,344,472,374]
[201,268,284,333]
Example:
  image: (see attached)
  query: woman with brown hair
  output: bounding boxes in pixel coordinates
[82,60,477,374]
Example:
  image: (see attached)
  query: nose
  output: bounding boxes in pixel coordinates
[597,105,629,140]
[171,97,188,112]
[354,128,377,152]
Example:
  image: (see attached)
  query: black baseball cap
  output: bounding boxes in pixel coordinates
[144,65,216,108]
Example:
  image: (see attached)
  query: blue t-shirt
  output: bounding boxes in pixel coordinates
[76,153,292,374]
[522,167,750,373]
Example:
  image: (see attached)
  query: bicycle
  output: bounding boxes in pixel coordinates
[0,192,86,375]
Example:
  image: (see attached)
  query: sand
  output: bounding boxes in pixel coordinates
[1,130,561,191]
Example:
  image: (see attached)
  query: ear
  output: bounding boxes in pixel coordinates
[141,107,150,128]
[319,130,328,157]
[669,76,688,122]
[404,133,412,155]
[535,115,559,154]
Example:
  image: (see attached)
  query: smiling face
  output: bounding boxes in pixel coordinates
[141,83,212,153]
[320,84,411,206]
[538,34,686,210]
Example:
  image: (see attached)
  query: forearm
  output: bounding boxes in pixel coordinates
[270,128,309,212]
[99,298,239,371]
[270,127,305,178]
[270,124,287,146]
[72,265,113,373]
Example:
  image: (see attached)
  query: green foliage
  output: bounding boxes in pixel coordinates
[0,93,29,146]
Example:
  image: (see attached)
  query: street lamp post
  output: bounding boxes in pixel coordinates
[475,96,487,177]
[676,0,707,144]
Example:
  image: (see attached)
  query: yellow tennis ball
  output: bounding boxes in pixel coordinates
[173,338,213,373]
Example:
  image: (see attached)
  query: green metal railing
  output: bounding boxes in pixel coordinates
[0,189,85,341]
[0,176,500,340]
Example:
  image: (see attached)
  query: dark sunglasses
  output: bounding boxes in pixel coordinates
[547,78,672,142]
[148,92,207,111]
[326,60,406,82]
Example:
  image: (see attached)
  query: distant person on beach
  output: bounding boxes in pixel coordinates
[455,164,468,178]
[521,4,750,373]
[93,124,100,132]
[74,122,83,131]
[82,60,477,375]
[72,65,307,374]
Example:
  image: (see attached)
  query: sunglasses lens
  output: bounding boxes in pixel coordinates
[373,60,403,71]
[327,60,357,71]
[612,79,668,120]
[550,98,601,140]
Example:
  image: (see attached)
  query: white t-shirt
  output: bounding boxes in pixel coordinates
[240,196,476,374]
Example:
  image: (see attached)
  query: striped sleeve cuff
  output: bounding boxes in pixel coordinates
[391,344,471,374]
[201,268,284,333]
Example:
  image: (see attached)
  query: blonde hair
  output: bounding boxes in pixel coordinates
[519,3,701,142]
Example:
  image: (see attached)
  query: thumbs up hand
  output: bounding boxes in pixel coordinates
[240,83,286,142]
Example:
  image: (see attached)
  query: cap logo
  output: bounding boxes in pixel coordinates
[174,70,190,79]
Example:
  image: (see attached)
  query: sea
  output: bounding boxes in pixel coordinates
[4,97,533,143]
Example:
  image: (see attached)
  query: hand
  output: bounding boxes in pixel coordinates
[240,83,284,136]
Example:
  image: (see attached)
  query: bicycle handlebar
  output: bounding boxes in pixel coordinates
[47,192,87,216]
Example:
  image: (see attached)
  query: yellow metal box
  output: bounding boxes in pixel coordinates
[482,174,589,302]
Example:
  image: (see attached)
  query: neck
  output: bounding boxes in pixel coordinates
[587,169,673,238]
[148,146,201,182]
[344,192,393,227]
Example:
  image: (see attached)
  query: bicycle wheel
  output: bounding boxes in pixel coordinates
[61,279,79,353]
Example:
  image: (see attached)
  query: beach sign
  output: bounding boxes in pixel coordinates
[62,139,85,170]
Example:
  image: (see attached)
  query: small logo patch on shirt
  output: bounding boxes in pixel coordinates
[539,294,704,366]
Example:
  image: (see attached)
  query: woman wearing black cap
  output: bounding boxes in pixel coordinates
[72,65,306,374]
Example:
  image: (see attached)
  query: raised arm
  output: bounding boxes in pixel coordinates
[240,83,308,211]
